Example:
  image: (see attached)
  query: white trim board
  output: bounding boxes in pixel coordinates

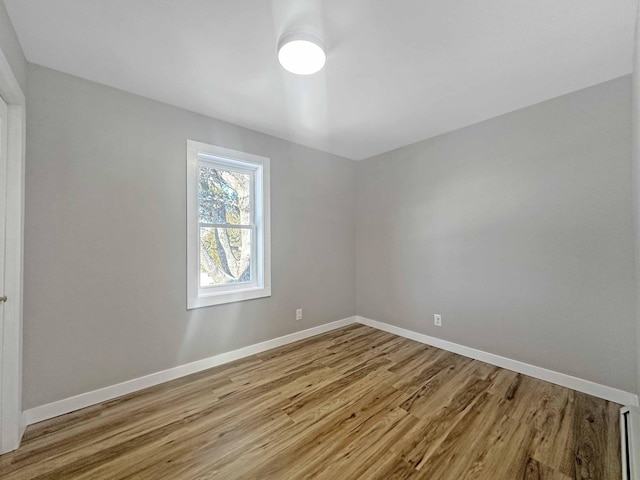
[23,313,638,427]
[24,316,357,426]
[356,316,639,407]
[0,40,26,454]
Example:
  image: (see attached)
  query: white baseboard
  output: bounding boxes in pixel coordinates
[23,313,638,427]
[356,316,639,407]
[19,412,27,439]
[23,316,357,426]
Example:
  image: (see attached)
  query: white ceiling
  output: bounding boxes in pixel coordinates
[5,0,638,160]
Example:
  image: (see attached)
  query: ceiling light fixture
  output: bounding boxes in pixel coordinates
[277,32,326,75]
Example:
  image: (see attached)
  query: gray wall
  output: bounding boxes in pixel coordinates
[24,64,356,409]
[22,63,639,407]
[356,76,637,393]
[0,0,25,94]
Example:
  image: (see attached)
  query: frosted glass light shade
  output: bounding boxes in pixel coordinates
[278,32,326,75]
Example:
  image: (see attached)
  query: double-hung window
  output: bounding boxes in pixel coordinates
[187,140,271,308]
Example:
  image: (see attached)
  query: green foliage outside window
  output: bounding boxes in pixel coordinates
[198,165,252,286]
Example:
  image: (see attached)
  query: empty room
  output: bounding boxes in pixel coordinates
[0,0,639,479]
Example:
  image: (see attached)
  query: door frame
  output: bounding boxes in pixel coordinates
[0,43,25,454]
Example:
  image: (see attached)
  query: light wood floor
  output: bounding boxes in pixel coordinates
[0,324,621,479]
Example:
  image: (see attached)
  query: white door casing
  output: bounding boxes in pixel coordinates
[0,41,26,454]
[0,93,6,452]
[0,97,25,454]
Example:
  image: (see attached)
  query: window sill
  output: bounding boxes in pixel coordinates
[187,286,271,309]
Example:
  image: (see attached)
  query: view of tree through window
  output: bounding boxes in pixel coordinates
[198,164,252,287]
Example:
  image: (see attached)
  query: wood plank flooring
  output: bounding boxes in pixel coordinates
[0,324,622,479]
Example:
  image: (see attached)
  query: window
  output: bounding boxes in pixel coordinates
[187,140,271,308]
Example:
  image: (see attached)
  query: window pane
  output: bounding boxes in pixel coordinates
[198,164,251,225]
[200,227,252,287]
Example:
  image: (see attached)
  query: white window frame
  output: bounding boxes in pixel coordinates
[187,140,271,308]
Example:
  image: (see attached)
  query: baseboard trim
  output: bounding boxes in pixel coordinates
[356,316,639,407]
[19,413,27,439]
[24,316,357,426]
[23,314,637,426]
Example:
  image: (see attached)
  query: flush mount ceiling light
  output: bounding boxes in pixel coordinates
[277,32,326,75]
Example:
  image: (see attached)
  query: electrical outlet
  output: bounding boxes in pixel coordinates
[296,308,303,321]
[434,314,442,327]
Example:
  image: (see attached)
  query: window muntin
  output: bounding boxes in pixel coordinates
[187,141,270,308]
